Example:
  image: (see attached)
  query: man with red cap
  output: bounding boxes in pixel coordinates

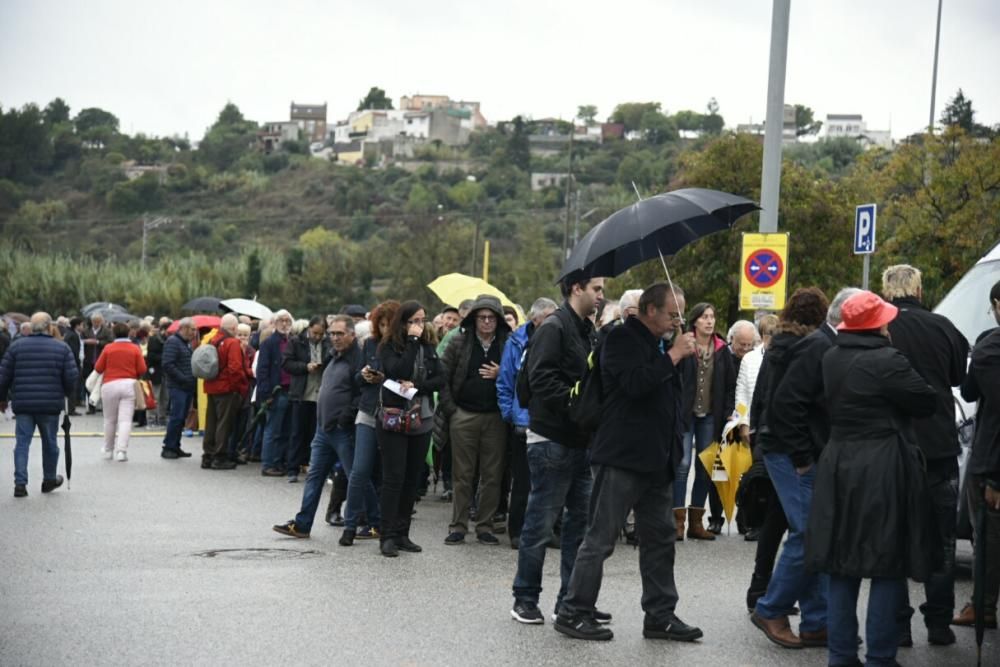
[805,290,938,667]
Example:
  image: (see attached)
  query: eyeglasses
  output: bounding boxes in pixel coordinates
[328,330,347,338]
[477,315,497,322]
[407,318,425,325]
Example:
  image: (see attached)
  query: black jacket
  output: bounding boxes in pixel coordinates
[590,316,682,479]
[0,329,10,362]
[679,333,736,439]
[0,334,79,414]
[887,296,969,460]
[356,337,382,417]
[146,333,166,386]
[161,333,196,392]
[962,327,1000,486]
[64,330,82,369]
[282,331,333,401]
[377,337,444,410]
[316,341,364,432]
[526,302,596,449]
[805,332,938,580]
[757,324,836,468]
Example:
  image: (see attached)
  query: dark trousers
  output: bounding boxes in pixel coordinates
[562,464,679,624]
[376,426,430,541]
[966,474,1000,612]
[751,482,789,587]
[203,393,242,461]
[508,427,530,539]
[900,457,958,630]
[287,400,317,475]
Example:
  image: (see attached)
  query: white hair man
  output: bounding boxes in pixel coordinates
[201,313,249,470]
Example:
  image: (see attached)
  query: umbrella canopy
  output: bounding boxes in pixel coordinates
[428,273,520,311]
[559,188,759,281]
[107,312,139,324]
[81,302,127,317]
[181,296,223,312]
[167,314,221,333]
[61,414,72,489]
[3,312,29,324]
[698,428,752,524]
[220,298,273,321]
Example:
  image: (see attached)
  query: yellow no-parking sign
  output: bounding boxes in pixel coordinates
[739,233,789,311]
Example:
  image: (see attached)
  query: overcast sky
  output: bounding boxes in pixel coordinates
[2,0,997,141]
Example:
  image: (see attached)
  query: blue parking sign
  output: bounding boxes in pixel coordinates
[854,204,877,255]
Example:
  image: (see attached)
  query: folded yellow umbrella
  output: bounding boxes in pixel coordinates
[698,433,753,523]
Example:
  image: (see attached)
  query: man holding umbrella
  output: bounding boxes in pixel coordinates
[0,312,78,497]
[555,282,701,642]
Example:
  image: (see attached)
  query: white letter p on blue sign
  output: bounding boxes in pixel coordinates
[854,204,877,255]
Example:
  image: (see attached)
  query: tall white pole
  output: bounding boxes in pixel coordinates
[759,0,791,233]
[928,0,943,133]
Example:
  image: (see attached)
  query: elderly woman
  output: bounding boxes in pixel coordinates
[95,322,147,461]
[806,291,937,667]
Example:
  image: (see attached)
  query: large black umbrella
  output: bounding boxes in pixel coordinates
[974,499,988,666]
[61,413,72,489]
[181,296,223,312]
[81,302,127,317]
[558,188,759,281]
[107,312,139,324]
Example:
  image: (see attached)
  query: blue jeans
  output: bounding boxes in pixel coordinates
[512,440,592,609]
[341,423,381,530]
[163,387,193,450]
[673,414,714,508]
[294,426,350,533]
[755,453,828,632]
[14,414,60,486]
[829,575,904,666]
[261,391,291,470]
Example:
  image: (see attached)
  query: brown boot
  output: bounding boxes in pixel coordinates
[673,508,686,541]
[751,612,802,648]
[687,507,716,540]
[952,602,998,629]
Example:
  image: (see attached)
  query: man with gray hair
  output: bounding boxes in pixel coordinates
[0,312,78,497]
[498,297,558,548]
[727,321,759,370]
[202,314,250,470]
[161,317,197,459]
[881,264,969,646]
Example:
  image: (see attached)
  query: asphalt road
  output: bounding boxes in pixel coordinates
[0,414,993,666]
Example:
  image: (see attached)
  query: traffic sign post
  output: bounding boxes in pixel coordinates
[739,233,789,311]
[854,204,877,289]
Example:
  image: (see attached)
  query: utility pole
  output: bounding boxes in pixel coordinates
[759,0,791,233]
[141,214,175,271]
[928,0,943,133]
[562,131,574,259]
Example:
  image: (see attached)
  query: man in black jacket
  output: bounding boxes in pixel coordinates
[556,283,702,642]
[880,264,969,646]
[510,272,603,626]
[282,316,332,482]
[161,318,197,459]
[63,317,85,415]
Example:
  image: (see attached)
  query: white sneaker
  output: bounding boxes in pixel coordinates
[102,449,113,460]
[115,451,128,462]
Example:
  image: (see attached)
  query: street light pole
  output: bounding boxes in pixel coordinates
[928,0,943,133]
[141,214,175,271]
[759,0,791,234]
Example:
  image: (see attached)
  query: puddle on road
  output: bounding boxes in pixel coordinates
[189,548,324,561]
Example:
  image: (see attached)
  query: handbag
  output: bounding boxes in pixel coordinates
[140,379,157,410]
[378,386,422,433]
[133,380,146,408]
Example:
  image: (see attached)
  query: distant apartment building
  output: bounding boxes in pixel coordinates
[399,94,488,130]
[736,104,798,143]
[531,172,569,191]
[825,113,892,149]
[290,102,328,143]
[257,121,299,153]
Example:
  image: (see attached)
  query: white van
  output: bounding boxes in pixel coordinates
[933,240,1000,538]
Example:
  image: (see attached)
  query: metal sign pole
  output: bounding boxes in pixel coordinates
[862,254,870,290]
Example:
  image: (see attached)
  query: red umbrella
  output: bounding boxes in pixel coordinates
[167,315,221,333]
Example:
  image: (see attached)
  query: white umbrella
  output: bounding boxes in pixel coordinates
[220,298,273,320]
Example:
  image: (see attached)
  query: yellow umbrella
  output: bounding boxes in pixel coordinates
[427,273,523,321]
[698,426,753,523]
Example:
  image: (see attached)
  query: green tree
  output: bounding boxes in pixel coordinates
[794,104,823,137]
[244,249,263,297]
[503,116,531,171]
[3,199,69,250]
[43,98,71,125]
[577,104,599,125]
[940,89,991,137]
[672,110,703,133]
[701,98,724,135]
[0,104,52,180]
[639,110,677,144]
[448,179,484,209]
[358,87,393,110]
[74,107,120,147]
[107,172,164,213]
[610,102,662,132]
[197,102,258,171]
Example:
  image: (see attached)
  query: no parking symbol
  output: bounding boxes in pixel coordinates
[744,249,784,288]
[739,233,789,311]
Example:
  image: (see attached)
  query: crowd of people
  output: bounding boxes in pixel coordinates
[2,262,999,666]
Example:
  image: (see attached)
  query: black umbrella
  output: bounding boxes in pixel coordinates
[108,312,139,323]
[81,302,127,317]
[237,386,284,451]
[61,413,72,489]
[181,296,223,312]
[974,499,988,666]
[558,188,759,281]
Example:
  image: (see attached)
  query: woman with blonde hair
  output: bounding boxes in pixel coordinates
[95,322,147,461]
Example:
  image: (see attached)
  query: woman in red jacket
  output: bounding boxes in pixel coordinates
[95,322,147,461]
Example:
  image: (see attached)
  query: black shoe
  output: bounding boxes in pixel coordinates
[445,531,466,545]
[477,532,500,545]
[380,539,399,558]
[211,459,237,470]
[511,601,545,625]
[927,625,955,645]
[708,517,724,535]
[592,609,613,625]
[175,448,192,458]
[14,484,27,498]
[643,615,703,642]
[41,475,64,493]
[67,410,80,416]
[397,536,423,553]
[898,629,913,647]
[201,458,213,470]
[272,520,310,538]
[554,613,614,641]
[339,529,356,547]
[161,448,180,459]
[745,527,760,542]
[327,512,344,527]
[261,467,284,477]
[510,536,520,550]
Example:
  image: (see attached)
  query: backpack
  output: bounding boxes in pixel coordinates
[567,340,604,433]
[191,340,220,380]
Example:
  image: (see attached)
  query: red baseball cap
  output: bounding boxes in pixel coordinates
[837,291,899,331]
